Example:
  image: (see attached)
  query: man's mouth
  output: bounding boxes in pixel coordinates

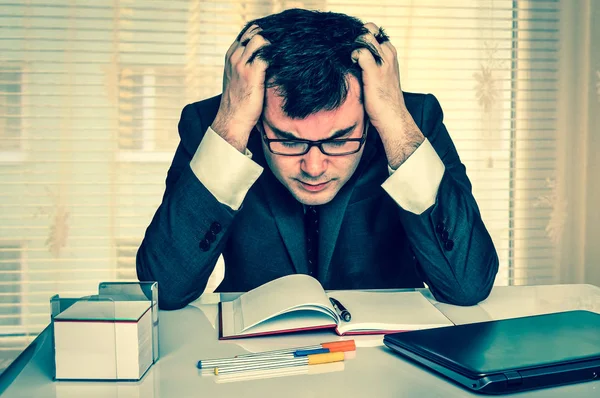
[298,180,330,192]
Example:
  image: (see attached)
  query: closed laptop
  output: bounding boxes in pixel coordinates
[383,310,600,395]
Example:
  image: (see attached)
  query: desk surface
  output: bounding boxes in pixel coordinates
[1,284,600,398]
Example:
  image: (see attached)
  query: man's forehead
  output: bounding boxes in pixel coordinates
[263,77,363,123]
[263,87,286,113]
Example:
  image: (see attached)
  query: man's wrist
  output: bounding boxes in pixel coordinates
[379,108,425,169]
[210,114,251,153]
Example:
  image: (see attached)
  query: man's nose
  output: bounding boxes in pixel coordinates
[300,146,327,177]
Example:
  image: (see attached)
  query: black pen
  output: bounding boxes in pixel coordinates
[329,297,351,322]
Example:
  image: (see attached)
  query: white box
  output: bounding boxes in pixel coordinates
[53,300,153,381]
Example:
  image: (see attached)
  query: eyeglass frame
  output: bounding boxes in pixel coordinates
[260,120,369,156]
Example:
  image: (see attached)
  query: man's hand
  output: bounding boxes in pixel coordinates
[211,26,269,153]
[351,23,424,169]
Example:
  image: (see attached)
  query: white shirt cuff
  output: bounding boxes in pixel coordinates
[382,139,445,215]
[190,127,263,210]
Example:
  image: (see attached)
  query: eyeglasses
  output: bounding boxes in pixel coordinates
[262,126,368,156]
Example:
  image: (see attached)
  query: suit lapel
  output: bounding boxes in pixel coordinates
[261,174,309,275]
[317,177,355,282]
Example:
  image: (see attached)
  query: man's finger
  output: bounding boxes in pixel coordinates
[364,22,390,45]
[237,24,260,42]
[228,45,245,66]
[363,22,380,36]
[239,25,262,46]
[249,52,269,74]
[360,23,386,59]
[357,30,385,65]
[225,38,240,60]
[242,34,270,64]
[351,48,377,71]
[380,41,397,59]
[382,41,397,54]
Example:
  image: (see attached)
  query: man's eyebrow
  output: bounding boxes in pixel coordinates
[267,122,359,140]
[268,125,298,140]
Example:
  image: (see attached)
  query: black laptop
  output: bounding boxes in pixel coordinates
[383,310,600,395]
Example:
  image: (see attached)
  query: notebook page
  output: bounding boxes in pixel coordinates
[240,310,337,336]
[328,291,453,335]
[237,274,336,331]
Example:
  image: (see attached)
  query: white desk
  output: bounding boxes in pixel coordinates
[1,284,599,397]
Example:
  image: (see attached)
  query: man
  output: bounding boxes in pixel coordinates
[137,9,499,310]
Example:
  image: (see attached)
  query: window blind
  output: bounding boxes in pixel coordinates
[324,0,560,286]
[0,0,560,358]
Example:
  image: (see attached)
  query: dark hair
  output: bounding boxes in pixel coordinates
[239,9,389,119]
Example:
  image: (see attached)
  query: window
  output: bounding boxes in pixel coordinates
[117,67,187,161]
[325,0,560,286]
[0,245,29,375]
[0,65,23,161]
[117,64,226,162]
[116,239,139,280]
[0,245,24,334]
[0,0,566,365]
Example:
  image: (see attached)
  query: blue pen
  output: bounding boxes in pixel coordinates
[293,348,330,357]
[198,347,331,369]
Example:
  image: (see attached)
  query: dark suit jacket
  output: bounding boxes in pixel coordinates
[136,92,499,310]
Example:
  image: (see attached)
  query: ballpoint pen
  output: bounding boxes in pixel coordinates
[213,351,346,375]
[329,297,351,322]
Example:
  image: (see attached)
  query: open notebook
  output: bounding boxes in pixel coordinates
[219,274,454,339]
